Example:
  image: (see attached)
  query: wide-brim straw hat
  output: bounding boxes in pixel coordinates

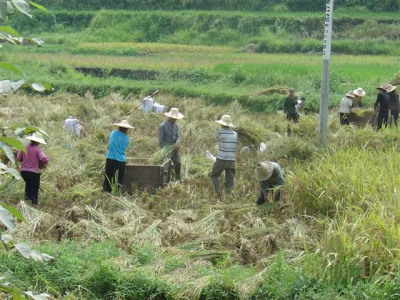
[26,132,47,145]
[113,120,134,129]
[377,84,388,91]
[215,115,235,128]
[255,161,274,182]
[353,87,366,97]
[386,84,397,93]
[165,107,184,119]
[345,91,355,98]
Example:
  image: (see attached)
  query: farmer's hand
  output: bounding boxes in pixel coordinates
[173,143,179,150]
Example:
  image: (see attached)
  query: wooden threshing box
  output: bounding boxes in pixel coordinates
[123,158,172,192]
[349,114,393,127]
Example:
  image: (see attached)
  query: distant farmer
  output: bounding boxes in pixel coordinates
[103,120,134,193]
[386,84,399,127]
[295,96,306,118]
[159,107,184,180]
[210,115,238,197]
[16,133,49,205]
[352,87,366,108]
[339,91,355,125]
[374,84,390,130]
[64,116,83,137]
[284,88,298,123]
[255,161,285,206]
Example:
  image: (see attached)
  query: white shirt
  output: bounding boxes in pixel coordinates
[339,97,353,113]
[295,100,303,113]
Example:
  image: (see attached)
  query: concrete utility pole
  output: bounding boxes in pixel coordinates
[318,0,334,147]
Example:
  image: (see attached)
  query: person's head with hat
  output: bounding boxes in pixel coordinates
[165,107,184,125]
[377,84,388,94]
[353,87,366,97]
[113,119,134,135]
[385,83,397,94]
[345,90,355,98]
[215,115,235,129]
[255,161,274,182]
[26,132,47,146]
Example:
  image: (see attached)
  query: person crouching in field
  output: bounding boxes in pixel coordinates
[352,87,365,108]
[210,115,238,197]
[16,133,49,205]
[339,91,355,125]
[159,108,184,180]
[255,161,284,206]
[103,120,133,193]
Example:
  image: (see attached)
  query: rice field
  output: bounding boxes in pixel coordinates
[2,89,400,298]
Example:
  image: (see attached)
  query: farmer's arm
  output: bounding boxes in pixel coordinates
[159,124,165,149]
[38,149,49,164]
[16,150,23,162]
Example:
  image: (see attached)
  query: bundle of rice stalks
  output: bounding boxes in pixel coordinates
[111,197,148,219]
[148,145,174,165]
[131,219,163,248]
[351,108,375,117]
[235,126,265,151]
[193,210,226,235]
[162,210,197,244]
[14,201,56,240]
[75,219,122,242]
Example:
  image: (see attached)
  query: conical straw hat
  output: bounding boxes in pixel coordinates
[254,161,274,182]
[215,115,235,128]
[26,132,47,145]
[113,120,134,129]
[165,108,184,119]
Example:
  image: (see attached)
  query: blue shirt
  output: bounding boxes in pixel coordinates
[106,130,129,162]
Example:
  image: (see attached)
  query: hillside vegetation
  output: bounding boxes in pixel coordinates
[33,0,400,12]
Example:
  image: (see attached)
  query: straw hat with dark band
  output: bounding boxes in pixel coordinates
[385,84,397,93]
[345,91,355,98]
[215,115,235,128]
[113,120,134,129]
[26,132,47,145]
[165,108,184,120]
[255,161,274,182]
[377,84,388,91]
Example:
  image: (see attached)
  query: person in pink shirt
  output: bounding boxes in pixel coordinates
[16,133,49,205]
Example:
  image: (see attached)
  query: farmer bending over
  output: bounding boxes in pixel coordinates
[255,161,285,206]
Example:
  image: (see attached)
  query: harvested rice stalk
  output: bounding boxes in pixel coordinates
[148,145,174,165]
[193,210,225,235]
[235,126,265,151]
[132,219,162,248]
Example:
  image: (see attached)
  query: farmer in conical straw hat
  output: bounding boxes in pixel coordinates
[16,132,49,205]
[386,84,399,127]
[64,116,84,137]
[374,84,390,130]
[339,91,355,126]
[210,115,238,197]
[352,87,366,108]
[159,108,184,180]
[103,120,134,193]
[255,161,285,206]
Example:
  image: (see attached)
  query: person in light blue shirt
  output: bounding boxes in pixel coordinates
[103,120,134,193]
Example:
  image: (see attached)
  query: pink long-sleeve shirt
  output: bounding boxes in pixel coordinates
[16,144,49,173]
